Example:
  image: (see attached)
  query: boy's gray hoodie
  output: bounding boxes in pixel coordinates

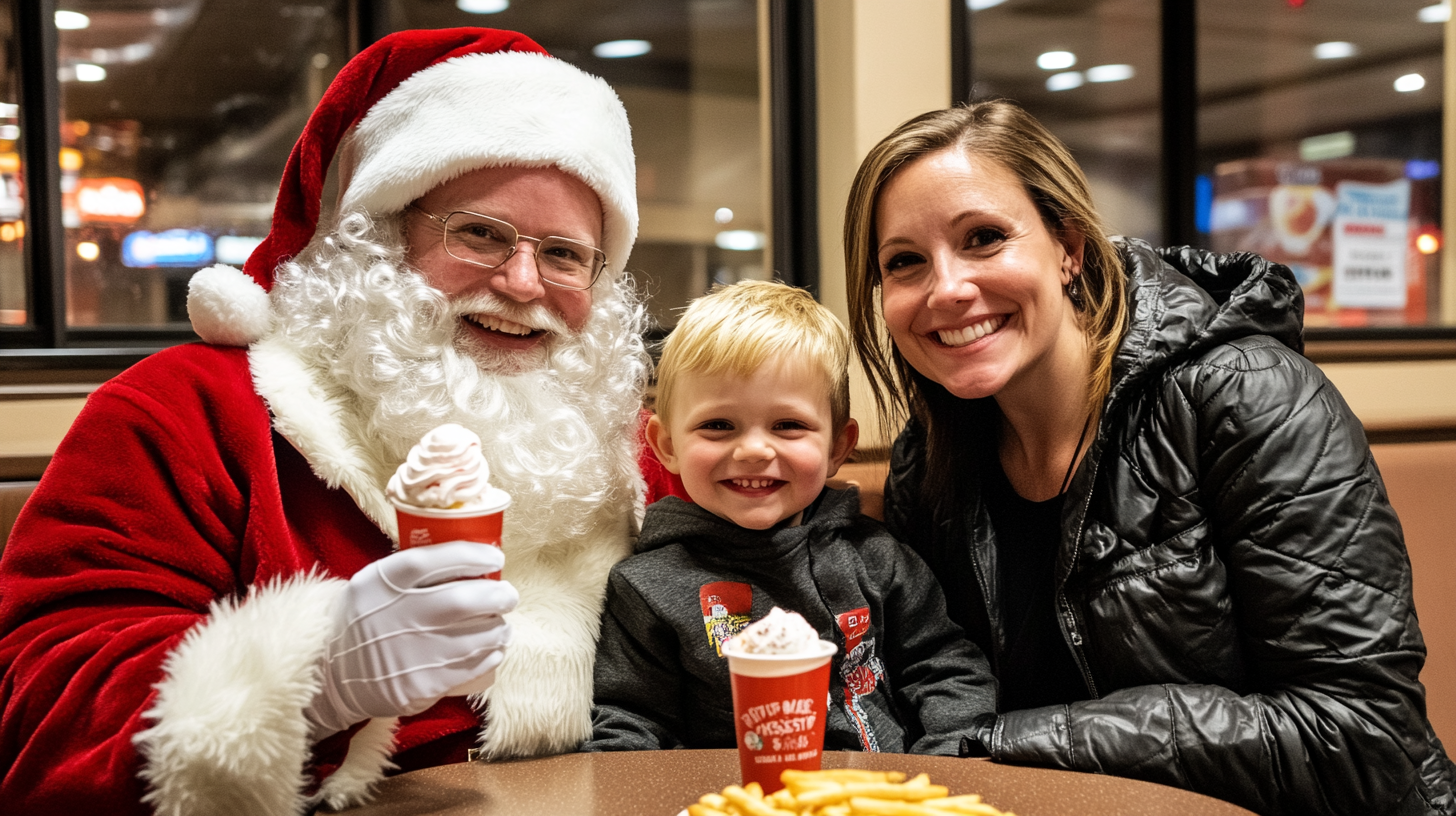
[584,487,997,755]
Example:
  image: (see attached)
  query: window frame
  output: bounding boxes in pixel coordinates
[2,0,816,368]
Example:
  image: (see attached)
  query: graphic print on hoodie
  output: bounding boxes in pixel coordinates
[837,607,887,751]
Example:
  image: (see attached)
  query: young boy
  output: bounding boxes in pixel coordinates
[584,280,996,756]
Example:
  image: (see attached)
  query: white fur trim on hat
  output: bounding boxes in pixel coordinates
[187,264,273,347]
[340,50,637,279]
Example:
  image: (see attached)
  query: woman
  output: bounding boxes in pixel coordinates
[844,100,1454,816]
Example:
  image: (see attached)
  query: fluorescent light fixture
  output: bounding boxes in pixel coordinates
[1086,64,1134,83]
[0,125,18,140]
[714,207,734,224]
[1419,3,1450,22]
[1395,73,1426,92]
[457,0,509,12]
[74,63,106,82]
[1299,131,1354,162]
[0,103,16,117]
[1046,71,1084,92]
[968,0,1008,9]
[1313,41,1357,60]
[1037,51,1076,71]
[593,39,652,59]
[54,10,90,30]
[715,230,765,251]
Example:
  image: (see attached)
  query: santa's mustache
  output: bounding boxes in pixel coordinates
[450,294,570,336]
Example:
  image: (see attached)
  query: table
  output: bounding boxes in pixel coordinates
[336,750,1257,815]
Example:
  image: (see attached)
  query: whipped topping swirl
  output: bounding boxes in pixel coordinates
[730,607,823,655]
[387,423,491,509]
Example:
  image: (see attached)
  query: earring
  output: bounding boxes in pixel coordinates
[1065,274,1086,310]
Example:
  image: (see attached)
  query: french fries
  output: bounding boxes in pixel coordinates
[686,769,1015,816]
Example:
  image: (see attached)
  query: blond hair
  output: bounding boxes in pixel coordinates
[655,280,851,432]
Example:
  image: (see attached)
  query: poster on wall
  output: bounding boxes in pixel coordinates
[1331,179,1409,309]
[1209,158,1434,328]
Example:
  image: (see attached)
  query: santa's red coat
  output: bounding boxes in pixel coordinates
[0,341,663,815]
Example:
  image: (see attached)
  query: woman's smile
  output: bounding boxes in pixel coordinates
[935,314,1008,348]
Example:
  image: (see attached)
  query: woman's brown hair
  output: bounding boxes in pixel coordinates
[844,101,1129,500]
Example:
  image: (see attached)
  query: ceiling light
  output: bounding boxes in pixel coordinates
[1037,51,1076,71]
[714,207,734,224]
[1046,71,1084,92]
[1313,41,1357,60]
[968,0,1008,9]
[593,40,652,59]
[54,10,90,30]
[1086,64,1134,83]
[1419,3,1450,22]
[456,0,509,12]
[714,230,764,251]
[1395,73,1426,92]
[76,241,100,261]
[74,63,106,82]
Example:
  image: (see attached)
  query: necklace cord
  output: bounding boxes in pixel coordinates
[1059,415,1092,496]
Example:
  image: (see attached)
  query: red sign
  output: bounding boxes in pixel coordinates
[76,177,145,223]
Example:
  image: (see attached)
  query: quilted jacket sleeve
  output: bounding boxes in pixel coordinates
[991,339,1446,816]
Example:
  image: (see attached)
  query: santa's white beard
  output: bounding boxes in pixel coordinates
[270,212,649,550]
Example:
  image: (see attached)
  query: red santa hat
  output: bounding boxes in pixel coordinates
[187,27,637,347]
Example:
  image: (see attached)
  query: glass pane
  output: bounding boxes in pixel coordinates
[0,0,25,327]
[381,0,765,331]
[967,0,1163,243]
[56,1,349,328]
[1200,0,1445,328]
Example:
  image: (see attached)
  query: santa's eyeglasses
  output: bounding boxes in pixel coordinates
[409,205,607,291]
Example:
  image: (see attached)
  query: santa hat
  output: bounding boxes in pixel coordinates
[187,27,637,347]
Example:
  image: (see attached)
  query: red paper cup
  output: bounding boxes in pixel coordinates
[721,638,837,793]
[390,488,511,579]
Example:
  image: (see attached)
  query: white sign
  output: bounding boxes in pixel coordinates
[1332,179,1409,309]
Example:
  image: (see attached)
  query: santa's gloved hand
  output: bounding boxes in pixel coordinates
[304,541,517,739]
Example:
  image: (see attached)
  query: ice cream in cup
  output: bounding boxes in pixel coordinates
[387,423,511,579]
[721,607,837,793]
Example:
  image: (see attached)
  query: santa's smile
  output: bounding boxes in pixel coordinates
[462,312,551,348]
[935,315,1007,348]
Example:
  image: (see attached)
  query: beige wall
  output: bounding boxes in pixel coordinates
[0,399,86,458]
[816,0,952,450]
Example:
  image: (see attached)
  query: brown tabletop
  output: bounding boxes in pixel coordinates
[336,750,1256,816]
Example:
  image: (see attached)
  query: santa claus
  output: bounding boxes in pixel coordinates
[0,28,655,816]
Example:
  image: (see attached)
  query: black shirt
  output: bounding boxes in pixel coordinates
[984,462,1089,711]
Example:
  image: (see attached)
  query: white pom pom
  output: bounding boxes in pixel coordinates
[187,264,273,347]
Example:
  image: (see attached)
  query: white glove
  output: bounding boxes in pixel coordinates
[304,541,518,739]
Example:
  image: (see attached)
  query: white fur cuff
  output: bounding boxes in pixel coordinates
[188,264,273,347]
[134,574,379,816]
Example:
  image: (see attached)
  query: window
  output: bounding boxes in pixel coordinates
[0,0,23,327]
[4,0,781,358]
[958,0,1455,334]
[962,0,1162,243]
[1200,0,1444,329]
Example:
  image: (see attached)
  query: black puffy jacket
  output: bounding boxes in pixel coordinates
[884,239,1455,816]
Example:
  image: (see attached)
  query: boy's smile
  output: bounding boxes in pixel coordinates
[648,357,858,530]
